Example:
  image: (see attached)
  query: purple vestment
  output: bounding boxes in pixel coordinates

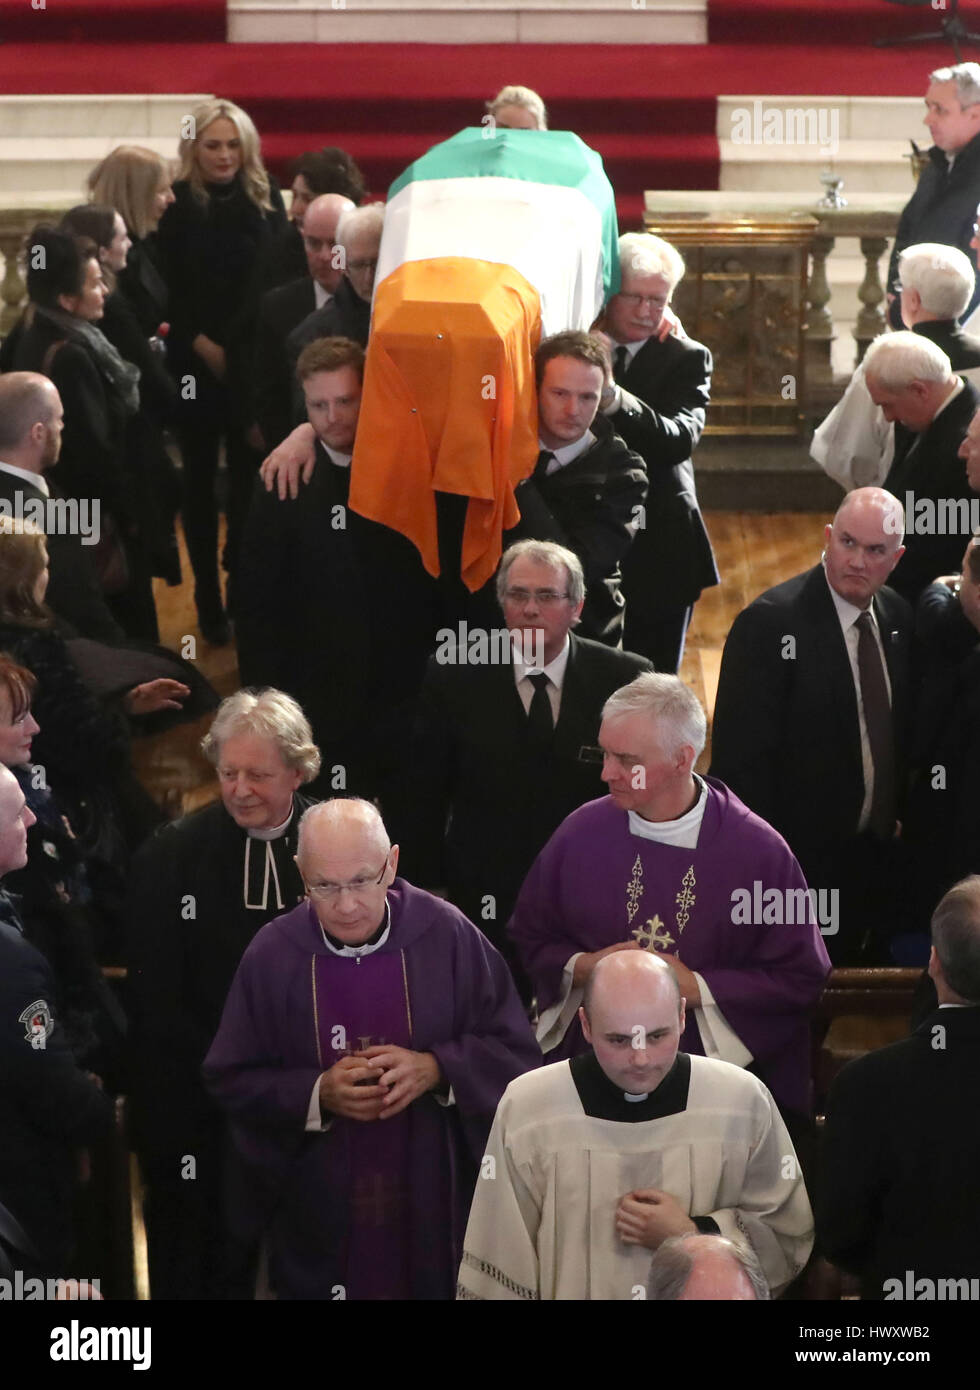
[508,780,831,1113]
[203,880,540,1299]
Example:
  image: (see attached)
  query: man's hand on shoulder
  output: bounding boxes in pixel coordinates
[260,422,318,500]
[615,1188,696,1250]
[318,1054,386,1122]
[358,1044,441,1119]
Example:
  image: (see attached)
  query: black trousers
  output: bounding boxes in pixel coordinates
[623,605,694,673]
[174,370,258,623]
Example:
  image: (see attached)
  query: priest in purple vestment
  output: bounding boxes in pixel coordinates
[203,797,540,1300]
[508,673,831,1117]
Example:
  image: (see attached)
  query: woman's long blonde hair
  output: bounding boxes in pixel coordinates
[176,99,273,212]
[87,145,170,241]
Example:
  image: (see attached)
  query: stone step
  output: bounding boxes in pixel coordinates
[0,94,209,141]
[0,138,182,196]
[227,0,707,44]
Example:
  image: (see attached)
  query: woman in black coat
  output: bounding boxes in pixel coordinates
[156,99,287,644]
[8,225,157,640]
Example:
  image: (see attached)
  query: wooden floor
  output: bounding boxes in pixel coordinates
[132,510,829,811]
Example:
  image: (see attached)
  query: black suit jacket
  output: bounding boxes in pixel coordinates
[887,131,980,326]
[818,1005,980,1298]
[710,564,912,885]
[613,333,719,616]
[883,379,980,601]
[393,632,653,926]
[252,276,317,449]
[507,417,648,646]
[0,467,123,643]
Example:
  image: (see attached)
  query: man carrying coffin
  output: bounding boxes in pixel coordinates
[204,797,539,1300]
[458,952,813,1300]
[508,673,831,1123]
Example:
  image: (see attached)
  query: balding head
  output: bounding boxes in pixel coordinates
[823,486,905,608]
[647,1235,770,1301]
[580,951,685,1096]
[302,193,356,292]
[0,762,34,878]
[296,798,398,945]
[0,374,63,468]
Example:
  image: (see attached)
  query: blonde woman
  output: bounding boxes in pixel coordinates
[156,99,286,644]
[87,144,174,338]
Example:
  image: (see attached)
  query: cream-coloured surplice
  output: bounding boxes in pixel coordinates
[457,1056,813,1301]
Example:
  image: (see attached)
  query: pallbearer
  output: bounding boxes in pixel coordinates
[204,797,538,1299]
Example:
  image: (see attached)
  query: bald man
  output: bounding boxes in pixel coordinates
[646,1232,769,1300]
[458,952,812,1300]
[252,192,355,450]
[710,488,914,963]
[203,797,538,1300]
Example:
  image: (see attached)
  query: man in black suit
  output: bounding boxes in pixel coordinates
[251,193,355,452]
[499,331,648,648]
[392,538,652,994]
[236,337,436,797]
[0,373,123,643]
[818,875,980,1299]
[887,62,980,328]
[596,232,719,672]
[710,488,913,963]
[866,332,980,601]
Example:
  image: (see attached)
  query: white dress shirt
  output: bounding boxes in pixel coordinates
[0,460,49,495]
[825,567,893,832]
[538,429,595,476]
[513,635,570,723]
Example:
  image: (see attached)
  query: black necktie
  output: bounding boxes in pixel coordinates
[527,671,554,743]
[856,610,895,839]
[613,345,630,385]
[533,449,554,482]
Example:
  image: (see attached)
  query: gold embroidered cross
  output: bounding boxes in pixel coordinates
[632,914,676,953]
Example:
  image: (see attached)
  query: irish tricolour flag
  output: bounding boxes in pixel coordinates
[350,127,620,591]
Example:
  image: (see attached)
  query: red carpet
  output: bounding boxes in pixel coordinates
[0,0,224,42]
[710,0,966,46]
[0,38,954,226]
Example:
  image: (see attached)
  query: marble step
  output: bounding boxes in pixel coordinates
[227,0,707,44]
[0,94,210,141]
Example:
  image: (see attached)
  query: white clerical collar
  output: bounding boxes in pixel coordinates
[609,337,646,364]
[0,460,48,496]
[627,774,708,848]
[319,898,392,957]
[514,634,570,684]
[314,283,332,311]
[539,428,596,474]
[247,809,293,841]
[324,445,352,469]
[623,1089,649,1102]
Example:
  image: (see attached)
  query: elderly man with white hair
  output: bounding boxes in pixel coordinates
[646,1232,770,1300]
[813,243,980,491]
[594,231,718,672]
[204,796,539,1300]
[711,488,913,965]
[887,62,980,330]
[127,688,322,1299]
[287,201,383,374]
[508,672,830,1123]
[868,330,980,599]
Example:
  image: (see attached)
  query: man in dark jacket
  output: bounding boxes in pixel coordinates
[818,875,980,1299]
[0,764,112,1276]
[710,488,913,963]
[597,232,718,672]
[501,330,648,648]
[887,62,980,328]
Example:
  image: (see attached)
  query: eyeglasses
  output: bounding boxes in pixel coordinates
[503,588,571,607]
[305,856,389,899]
[617,292,667,309]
